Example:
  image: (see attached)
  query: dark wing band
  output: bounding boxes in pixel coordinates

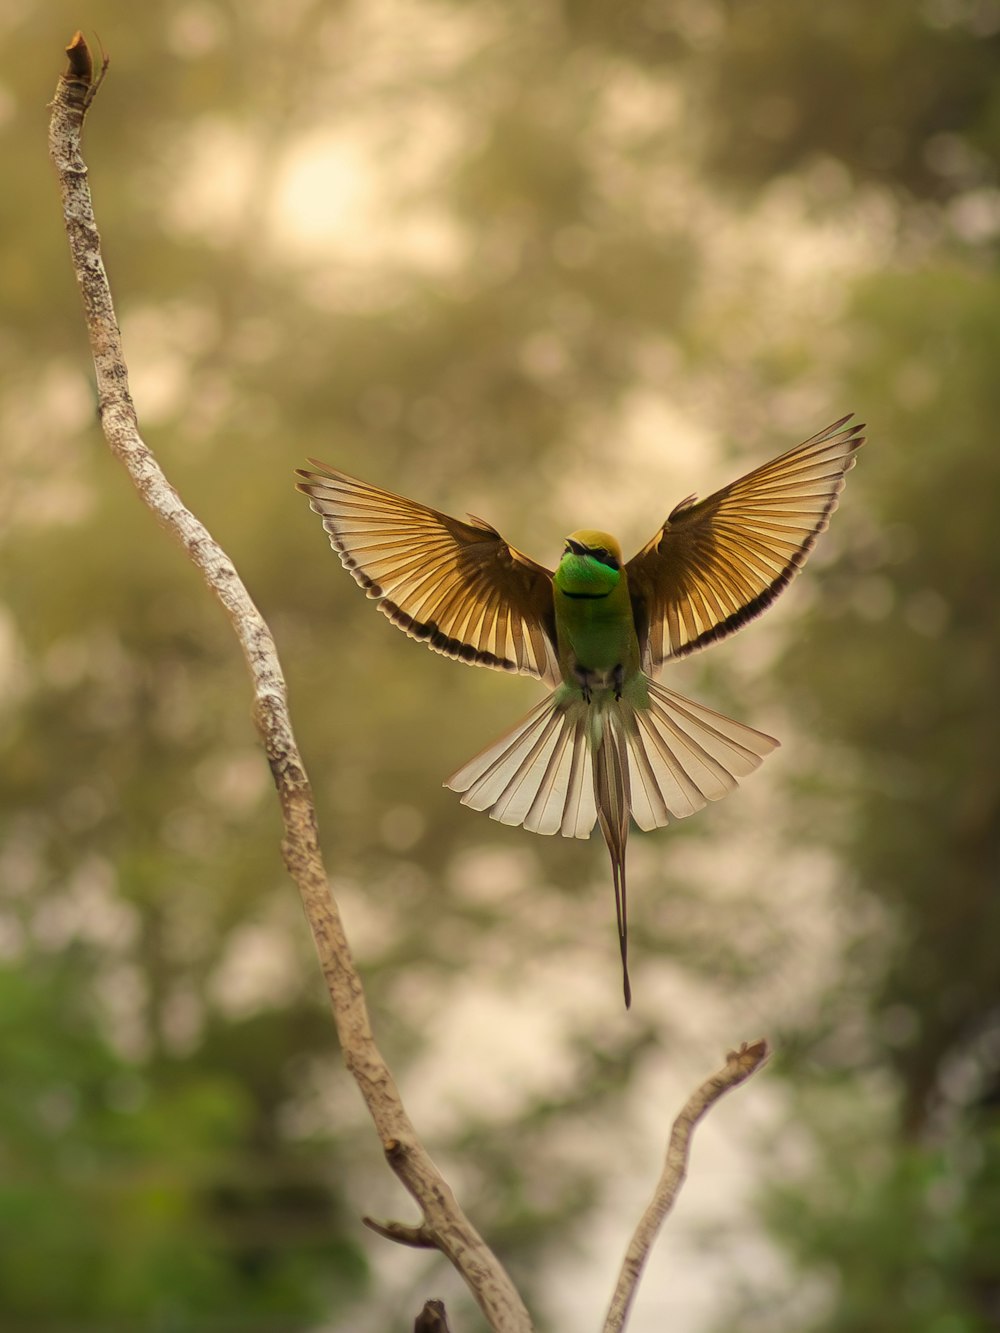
[626,415,865,671]
[296,463,559,683]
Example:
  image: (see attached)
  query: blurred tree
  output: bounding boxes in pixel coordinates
[691,8,1000,1332]
[5,0,995,1329]
[729,265,1000,1333]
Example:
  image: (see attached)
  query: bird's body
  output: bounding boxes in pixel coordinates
[297,416,865,1006]
[553,533,640,692]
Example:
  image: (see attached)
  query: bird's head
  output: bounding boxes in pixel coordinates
[555,530,624,595]
[562,530,623,569]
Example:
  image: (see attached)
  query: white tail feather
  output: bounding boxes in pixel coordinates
[446,694,597,838]
[627,680,778,830]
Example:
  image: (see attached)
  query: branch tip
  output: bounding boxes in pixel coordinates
[61,30,109,109]
[726,1037,769,1077]
[64,31,92,83]
[415,1299,452,1332]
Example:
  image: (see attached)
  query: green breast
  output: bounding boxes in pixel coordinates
[553,561,638,676]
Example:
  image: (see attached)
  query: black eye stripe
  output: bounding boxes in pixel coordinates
[563,542,619,570]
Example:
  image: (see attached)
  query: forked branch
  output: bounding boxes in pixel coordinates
[47,32,531,1333]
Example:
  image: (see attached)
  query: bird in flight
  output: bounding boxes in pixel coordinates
[297,415,864,1006]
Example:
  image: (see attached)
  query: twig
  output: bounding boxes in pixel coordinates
[603,1039,769,1332]
[363,1215,439,1249]
[47,33,532,1333]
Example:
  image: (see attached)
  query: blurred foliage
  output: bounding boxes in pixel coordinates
[2,0,998,1330]
[703,8,1000,1331]
[691,0,1000,203]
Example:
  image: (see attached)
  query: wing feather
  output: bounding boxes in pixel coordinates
[297,464,559,683]
[627,415,864,669]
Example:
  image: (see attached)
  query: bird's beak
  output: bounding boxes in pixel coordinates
[565,538,587,555]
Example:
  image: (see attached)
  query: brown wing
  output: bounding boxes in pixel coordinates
[296,463,559,684]
[626,415,865,671]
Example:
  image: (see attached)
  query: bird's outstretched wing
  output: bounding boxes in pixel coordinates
[296,463,560,683]
[627,415,865,671]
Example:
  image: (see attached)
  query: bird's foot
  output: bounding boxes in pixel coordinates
[613,664,624,701]
[574,665,593,704]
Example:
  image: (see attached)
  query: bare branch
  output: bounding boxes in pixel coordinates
[603,1038,770,1332]
[47,35,532,1333]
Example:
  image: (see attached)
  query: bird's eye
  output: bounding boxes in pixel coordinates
[592,548,620,570]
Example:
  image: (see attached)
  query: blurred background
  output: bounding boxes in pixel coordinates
[2,2,999,1330]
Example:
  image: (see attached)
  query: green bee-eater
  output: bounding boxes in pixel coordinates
[297,415,864,1006]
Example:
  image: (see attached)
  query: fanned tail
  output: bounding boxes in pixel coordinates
[445,677,779,1008]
